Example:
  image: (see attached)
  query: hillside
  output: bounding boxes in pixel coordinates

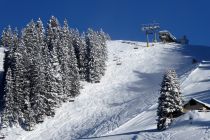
[1,40,210,140]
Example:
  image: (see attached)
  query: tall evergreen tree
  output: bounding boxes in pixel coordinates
[157,69,183,130]
[0,17,109,131]
[32,18,48,122]
[45,16,63,115]
[1,68,14,128]
[22,20,47,124]
[85,28,102,83]
[22,21,39,130]
[61,20,80,99]
[97,29,108,76]
[12,40,27,127]
[71,30,88,81]
[1,26,13,49]
[1,26,15,107]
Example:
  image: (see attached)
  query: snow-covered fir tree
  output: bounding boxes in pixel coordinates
[97,29,108,76]
[86,28,103,82]
[45,16,63,115]
[21,22,37,130]
[1,26,15,107]
[12,39,27,127]
[60,20,80,99]
[71,29,88,81]
[1,68,14,128]
[32,18,48,122]
[0,16,109,131]
[1,26,13,49]
[157,69,183,130]
[22,20,47,126]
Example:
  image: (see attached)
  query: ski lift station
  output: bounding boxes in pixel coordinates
[142,23,189,46]
[159,30,189,44]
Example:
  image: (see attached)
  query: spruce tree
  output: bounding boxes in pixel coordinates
[71,29,88,81]
[0,17,109,131]
[1,68,14,128]
[157,69,183,130]
[22,21,41,128]
[32,18,48,122]
[85,28,102,83]
[1,26,13,49]
[97,29,108,76]
[61,20,80,99]
[45,16,63,115]
[1,26,14,107]
[12,40,27,127]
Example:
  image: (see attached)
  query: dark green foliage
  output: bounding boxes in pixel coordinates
[0,16,109,131]
[157,69,183,130]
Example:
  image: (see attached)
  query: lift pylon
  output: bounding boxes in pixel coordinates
[141,23,160,47]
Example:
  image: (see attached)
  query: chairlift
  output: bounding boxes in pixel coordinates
[116,60,122,65]
[0,134,5,139]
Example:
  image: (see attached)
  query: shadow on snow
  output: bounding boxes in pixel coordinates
[78,128,157,139]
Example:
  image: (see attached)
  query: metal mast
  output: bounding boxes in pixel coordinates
[142,23,160,47]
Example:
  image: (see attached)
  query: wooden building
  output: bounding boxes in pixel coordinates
[183,98,210,113]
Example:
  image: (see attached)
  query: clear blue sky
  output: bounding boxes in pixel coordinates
[1,0,210,46]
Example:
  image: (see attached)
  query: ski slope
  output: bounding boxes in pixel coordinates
[1,41,210,140]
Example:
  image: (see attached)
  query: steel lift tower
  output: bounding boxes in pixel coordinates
[142,23,160,47]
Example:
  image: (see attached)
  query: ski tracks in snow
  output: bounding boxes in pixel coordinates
[4,41,207,140]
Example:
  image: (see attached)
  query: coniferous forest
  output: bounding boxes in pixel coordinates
[0,16,110,131]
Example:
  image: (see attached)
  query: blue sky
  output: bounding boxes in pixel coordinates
[1,0,210,46]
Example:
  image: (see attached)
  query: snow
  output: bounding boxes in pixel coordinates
[1,41,210,140]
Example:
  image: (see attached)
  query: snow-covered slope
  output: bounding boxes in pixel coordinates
[2,41,210,140]
[79,43,210,140]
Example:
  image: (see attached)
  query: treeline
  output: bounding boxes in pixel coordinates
[0,16,110,131]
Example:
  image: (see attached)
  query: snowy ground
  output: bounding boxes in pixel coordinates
[1,41,210,140]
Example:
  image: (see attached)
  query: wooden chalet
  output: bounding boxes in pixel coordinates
[183,98,210,113]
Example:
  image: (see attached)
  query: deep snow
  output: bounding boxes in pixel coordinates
[1,41,210,140]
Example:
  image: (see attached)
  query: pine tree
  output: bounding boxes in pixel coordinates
[71,29,88,81]
[45,16,63,115]
[1,68,14,128]
[31,18,48,122]
[1,26,13,49]
[0,17,109,130]
[157,69,183,130]
[22,21,40,129]
[12,40,27,127]
[85,28,102,83]
[97,29,108,76]
[1,26,14,107]
[60,20,80,99]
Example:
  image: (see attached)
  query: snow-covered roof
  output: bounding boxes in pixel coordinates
[159,30,177,41]
[184,98,210,109]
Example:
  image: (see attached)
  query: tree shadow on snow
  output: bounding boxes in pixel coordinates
[78,128,157,139]
[172,120,210,129]
[199,79,210,83]
[126,71,162,93]
[184,90,210,104]
[175,45,210,62]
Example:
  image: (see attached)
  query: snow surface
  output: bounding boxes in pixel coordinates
[1,41,210,140]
